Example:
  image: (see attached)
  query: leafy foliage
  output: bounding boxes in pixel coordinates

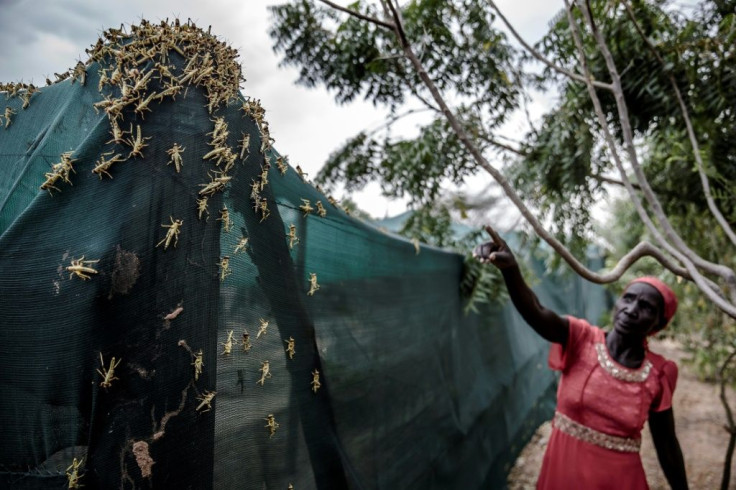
[269,0,736,336]
[270,0,406,106]
[270,0,519,110]
[317,113,480,205]
[531,0,736,233]
[459,252,507,314]
[270,0,519,209]
[510,86,604,253]
[380,200,507,312]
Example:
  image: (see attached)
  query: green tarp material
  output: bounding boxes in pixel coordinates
[0,39,608,489]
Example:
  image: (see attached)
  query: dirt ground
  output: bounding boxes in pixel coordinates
[507,338,736,489]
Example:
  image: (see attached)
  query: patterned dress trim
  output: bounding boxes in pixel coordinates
[553,411,641,453]
[594,342,652,383]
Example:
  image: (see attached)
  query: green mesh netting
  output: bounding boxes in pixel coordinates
[0,20,609,489]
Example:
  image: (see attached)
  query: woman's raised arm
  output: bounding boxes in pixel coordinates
[473,226,569,346]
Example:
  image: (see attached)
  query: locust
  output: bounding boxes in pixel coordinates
[92,152,126,179]
[106,119,128,145]
[66,457,84,489]
[67,256,99,280]
[287,224,299,249]
[217,206,232,233]
[256,318,269,339]
[192,349,204,380]
[41,152,77,195]
[71,61,87,85]
[299,199,313,217]
[97,353,122,389]
[239,133,250,159]
[217,256,231,281]
[166,143,185,172]
[234,236,249,255]
[276,155,288,175]
[220,330,234,356]
[131,69,154,94]
[284,337,295,360]
[198,172,231,196]
[125,124,151,159]
[258,166,269,191]
[134,92,158,119]
[154,84,182,101]
[257,361,271,386]
[307,273,320,296]
[258,198,270,222]
[196,197,209,221]
[241,331,252,353]
[157,217,183,250]
[315,201,327,218]
[196,390,216,413]
[264,413,279,437]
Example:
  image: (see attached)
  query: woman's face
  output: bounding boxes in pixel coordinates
[612,282,663,337]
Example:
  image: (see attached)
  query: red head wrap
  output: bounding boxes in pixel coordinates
[627,276,678,331]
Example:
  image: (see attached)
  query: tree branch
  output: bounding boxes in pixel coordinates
[566,0,736,315]
[370,0,699,288]
[486,0,614,91]
[593,174,641,190]
[477,133,527,156]
[576,0,736,304]
[318,0,395,31]
[621,0,736,247]
[364,107,432,138]
[384,0,409,48]
[575,0,726,275]
[315,0,736,316]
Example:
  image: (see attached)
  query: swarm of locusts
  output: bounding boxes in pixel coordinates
[4,20,349,417]
[84,18,252,212]
[0,19,360,226]
[22,19,292,231]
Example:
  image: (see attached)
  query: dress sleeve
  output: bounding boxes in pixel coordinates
[651,360,679,412]
[548,316,590,372]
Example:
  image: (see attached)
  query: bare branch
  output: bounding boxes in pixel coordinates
[566,0,736,315]
[592,175,685,203]
[593,174,641,191]
[317,0,735,313]
[621,0,736,247]
[321,0,439,113]
[486,0,614,90]
[575,0,736,303]
[365,107,432,138]
[318,0,395,30]
[384,0,409,48]
[402,78,441,113]
[520,89,540,139]
[373,0,702,289]
[576,1,722,269]
[477,134,527,156]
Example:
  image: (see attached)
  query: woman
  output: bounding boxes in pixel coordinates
[473,226,688,490]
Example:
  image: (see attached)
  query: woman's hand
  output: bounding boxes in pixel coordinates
[473,225,518,269]
[472,225,569,344]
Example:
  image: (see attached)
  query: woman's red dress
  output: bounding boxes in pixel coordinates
[536,317,678,489]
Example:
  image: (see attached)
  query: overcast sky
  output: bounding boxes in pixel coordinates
[0,0,561,217]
